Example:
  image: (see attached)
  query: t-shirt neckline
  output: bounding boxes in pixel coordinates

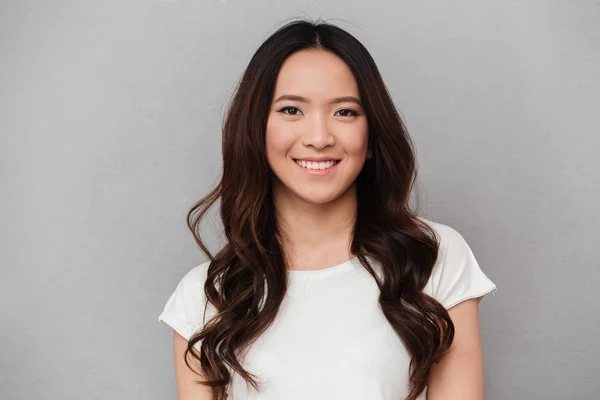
[286,256,360,277]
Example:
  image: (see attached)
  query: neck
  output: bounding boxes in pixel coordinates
[273,180,358,267]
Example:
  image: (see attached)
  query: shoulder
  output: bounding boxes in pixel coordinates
[417,216,469,253]
[418,216,497,309]
[172,260,213,314]
[177,260,212,293]
[157,260,214,340]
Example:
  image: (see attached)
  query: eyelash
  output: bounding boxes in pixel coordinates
[277,106,360,117]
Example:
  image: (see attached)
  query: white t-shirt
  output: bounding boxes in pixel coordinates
[157,218,497,399]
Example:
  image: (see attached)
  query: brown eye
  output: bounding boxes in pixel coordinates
[278,106,303,116]
[335,109,359,117]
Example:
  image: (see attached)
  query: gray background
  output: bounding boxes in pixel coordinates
[1,1,599,399]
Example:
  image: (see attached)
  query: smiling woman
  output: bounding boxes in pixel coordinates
[158,18,497,400]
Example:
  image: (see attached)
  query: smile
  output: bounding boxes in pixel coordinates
[294,159,339,169]
[293,159,340,175]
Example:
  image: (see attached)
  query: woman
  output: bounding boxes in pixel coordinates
[158,18,497,400]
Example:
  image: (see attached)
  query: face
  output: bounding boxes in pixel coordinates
[265,49,371,205]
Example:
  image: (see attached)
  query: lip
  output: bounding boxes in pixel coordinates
[293,158,340,176]
[293,157,341,162]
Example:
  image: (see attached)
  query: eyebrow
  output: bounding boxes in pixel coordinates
[272,94,363,106]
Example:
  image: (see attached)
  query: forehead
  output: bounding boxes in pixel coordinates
[273,49,360,97]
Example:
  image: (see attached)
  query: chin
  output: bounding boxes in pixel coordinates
[295,191,341,205]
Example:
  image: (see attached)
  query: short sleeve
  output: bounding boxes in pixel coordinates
[157,261,213,340]
[425,222,497,309]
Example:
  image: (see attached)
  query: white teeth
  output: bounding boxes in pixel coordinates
[295,160,337,170]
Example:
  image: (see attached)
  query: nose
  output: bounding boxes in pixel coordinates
[301,113,335,149]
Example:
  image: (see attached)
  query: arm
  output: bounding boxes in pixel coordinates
[173,331,213,400]
[427,298,487,400]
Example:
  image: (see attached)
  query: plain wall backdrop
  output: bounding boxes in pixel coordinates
[1,1,599,399]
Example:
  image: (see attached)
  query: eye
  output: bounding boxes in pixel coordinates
[335,108,360,117]
[278,106,303,116]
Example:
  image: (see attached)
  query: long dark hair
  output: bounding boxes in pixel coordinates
[184,18,454,400]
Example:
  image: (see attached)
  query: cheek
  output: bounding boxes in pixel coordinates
[344,123,370,156]
[265,118,294,158]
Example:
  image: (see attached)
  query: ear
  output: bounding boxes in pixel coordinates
[367,147,373,159]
